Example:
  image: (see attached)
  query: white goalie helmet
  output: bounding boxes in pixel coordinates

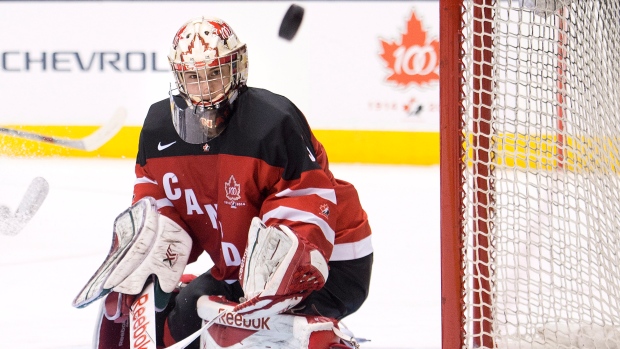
[168,17,249,144]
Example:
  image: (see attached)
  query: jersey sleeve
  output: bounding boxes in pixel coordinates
[311,135,373,260]
[260,168,337,260]
[257,118,337,260]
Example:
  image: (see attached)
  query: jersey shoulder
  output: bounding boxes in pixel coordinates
[233,88,314,148]
[226,88,318,176]
[236,87,312,135]
[141,98,176,134]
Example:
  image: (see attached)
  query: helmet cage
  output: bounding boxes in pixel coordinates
[171,45,247,110]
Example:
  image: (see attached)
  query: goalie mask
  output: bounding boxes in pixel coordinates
[168,17,248,143]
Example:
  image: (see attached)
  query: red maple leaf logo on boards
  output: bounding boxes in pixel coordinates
[379,11,440,87]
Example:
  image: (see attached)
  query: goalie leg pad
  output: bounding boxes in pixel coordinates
[93,300,131,349]
[104,291,135,322]
[167,270,244,348]
[198,295,345,349]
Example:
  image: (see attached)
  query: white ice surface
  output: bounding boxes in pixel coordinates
[0,157,440,349]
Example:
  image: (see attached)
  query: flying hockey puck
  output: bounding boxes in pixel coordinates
[278,4,304,41]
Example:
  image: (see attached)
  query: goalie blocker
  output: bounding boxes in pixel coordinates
[234,218,329,319]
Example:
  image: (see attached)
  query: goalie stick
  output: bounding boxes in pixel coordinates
[0,177,49,236]
[163,312,227,349]
[0,107,127,151]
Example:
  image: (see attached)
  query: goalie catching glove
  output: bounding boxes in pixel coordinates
[234,217,329,319]
[72,197,192,309]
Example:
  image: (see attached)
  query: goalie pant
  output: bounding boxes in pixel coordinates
[165,254,373,349]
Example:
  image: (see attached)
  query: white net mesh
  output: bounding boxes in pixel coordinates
[459,1,620,348]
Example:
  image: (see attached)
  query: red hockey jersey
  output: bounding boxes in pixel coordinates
[132,87,372,282]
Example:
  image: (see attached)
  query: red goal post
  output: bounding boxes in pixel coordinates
[440,0,468,349]
[441,1,620,349]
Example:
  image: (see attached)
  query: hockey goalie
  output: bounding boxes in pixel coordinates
[72,15,373,349]
[73,197,368,349]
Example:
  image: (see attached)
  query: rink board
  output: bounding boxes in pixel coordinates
[0,126,440,165]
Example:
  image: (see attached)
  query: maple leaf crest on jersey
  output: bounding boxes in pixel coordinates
[225,175,241,201]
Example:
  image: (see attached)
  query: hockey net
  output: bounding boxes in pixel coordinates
[440,1,620,349]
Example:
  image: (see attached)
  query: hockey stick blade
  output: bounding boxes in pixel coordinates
[1,177,49,236]
[0,107,127,151]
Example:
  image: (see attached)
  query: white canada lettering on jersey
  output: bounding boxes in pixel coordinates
[185,189,204,215]
[205,204,218,229]
[163,173,181,200]
[160,173,241,267]
[218,221,241,266]
[222,242,241,266]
